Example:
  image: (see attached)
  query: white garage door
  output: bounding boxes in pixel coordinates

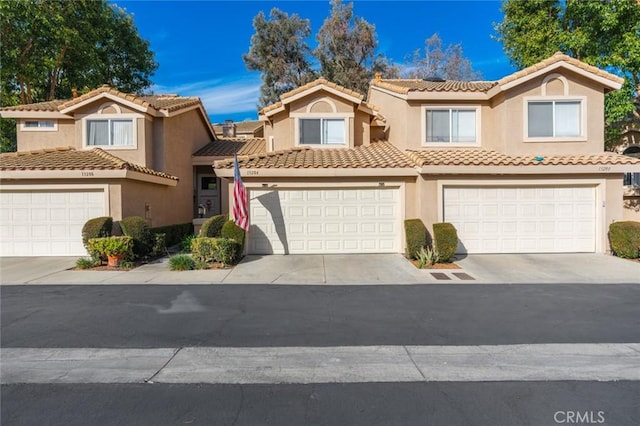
[0,189,106,256]
[443,186,596,254]
[248,188,401,254]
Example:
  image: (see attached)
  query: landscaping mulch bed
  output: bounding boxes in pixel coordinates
[409,259,461,270]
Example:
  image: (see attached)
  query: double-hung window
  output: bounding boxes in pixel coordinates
[86,118,134,147]
[424,108,477,144]
[21,120,56,131]
[527,100,582,138]
[299,118,345,145]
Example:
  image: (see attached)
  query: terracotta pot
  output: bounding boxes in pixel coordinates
[107,254,126,267]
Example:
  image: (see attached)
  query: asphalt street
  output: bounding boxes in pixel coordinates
[2,284,640,347]
[3,283,640,425]
[3,381,639,426]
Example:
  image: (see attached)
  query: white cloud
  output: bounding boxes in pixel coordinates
[150,76,261,115]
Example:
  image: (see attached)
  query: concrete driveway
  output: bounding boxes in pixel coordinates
[1,253,639,285]
[0,257,78,285]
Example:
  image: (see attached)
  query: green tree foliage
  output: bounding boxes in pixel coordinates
[314,0,392,94]
[0,0,157,105]
[495,0,640,150]
[405,34,482,81]
[243,8,316,108]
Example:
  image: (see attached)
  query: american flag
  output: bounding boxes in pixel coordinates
[232,154,249,231]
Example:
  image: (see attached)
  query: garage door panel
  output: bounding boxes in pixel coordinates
[1,189,106,256]
[249,188,400,254]
[444,186,596,254]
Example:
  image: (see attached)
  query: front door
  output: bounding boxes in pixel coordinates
[197,174,220,218]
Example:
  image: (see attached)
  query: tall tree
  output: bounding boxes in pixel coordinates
[0,0,157,152]
[495,0,640,150]
[314,0,391,94]
[0,0,157,104]
[405,34,482,81]
[243,8,316,108]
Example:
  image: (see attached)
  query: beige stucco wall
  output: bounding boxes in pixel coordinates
[623,190,640,221]
[367,89,410,150]
[500,70,605,156]
[266,90,372,151]
[17,119,75,151]
[371,69,607,156]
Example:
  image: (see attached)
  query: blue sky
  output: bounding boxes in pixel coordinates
[115,0,516,124]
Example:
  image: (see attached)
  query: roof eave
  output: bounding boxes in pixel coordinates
[59,92,150,115]
[214,167,417,178]
[0,111,71,119]
[419,164,640,174]
[0,168,178,185]
[406,91,490,101]
[498,62,623,93]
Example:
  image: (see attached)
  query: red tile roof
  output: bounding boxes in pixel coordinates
[372,52,624,95]
[372,79,497,95]
[0,147,178,180]
[0,86,201,114]
[406,149,640,167]
[214,141,415,169]
[193,138,266,157]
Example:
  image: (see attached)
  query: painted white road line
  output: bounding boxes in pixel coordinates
[2,344,639,385]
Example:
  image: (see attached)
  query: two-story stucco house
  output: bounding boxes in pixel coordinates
[2,53,640,257]
[213,53,640,255]
[0,85,219,256]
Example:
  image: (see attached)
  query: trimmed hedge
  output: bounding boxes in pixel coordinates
[191,237,242,266]
[87,236,134,260]
[433,222,458,263]
[404,219,428,259]
[200,214,227,237]
[221,220,246,247]
[120,216,153,258]
[81,216,112,250]
[151,222,193,247]
[609,221,640,259]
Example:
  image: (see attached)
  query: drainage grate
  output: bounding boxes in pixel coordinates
[430,272,451,280]
[452,272,475,281]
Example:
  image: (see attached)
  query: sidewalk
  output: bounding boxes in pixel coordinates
[3,344,639,384]
[2,253,640,285]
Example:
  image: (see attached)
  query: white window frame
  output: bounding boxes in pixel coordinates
[20,120,57,132]
[421,105,481,147]
[293,113,351,148]
[523,96,587,142]
[81,113,139,150]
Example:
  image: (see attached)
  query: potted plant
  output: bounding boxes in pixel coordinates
[87,236,134,267]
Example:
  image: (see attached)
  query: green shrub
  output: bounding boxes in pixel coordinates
[152,233,167,257]
[191,237,217,263]
[215,238,242,266]
[404,219,428,259]
[433,222,458,263]
[181,234,196,253]
[609,221,640,259]
[151,222,193,247]
[221,220,245,247]
[169,254,196,271]
[81,217,112,250]
[76,257,99,269]
[120,216,153,258]
[200,214,227,237]
[87,236,134,259]
[416,246,439,268]
[191,237,242,266]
